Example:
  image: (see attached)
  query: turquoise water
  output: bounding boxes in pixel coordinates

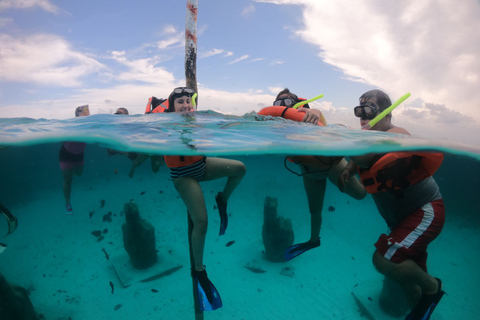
[1,113,479,319]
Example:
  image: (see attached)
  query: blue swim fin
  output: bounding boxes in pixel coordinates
[404,278,445,320]
[284,238,320,261]
[215,192,228,236]
[193,268,222,311]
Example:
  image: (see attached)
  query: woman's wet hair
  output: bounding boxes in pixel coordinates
[359,89,392,112]
[275,88,299,102]
[114,107,129,115]
[75,106,83,117]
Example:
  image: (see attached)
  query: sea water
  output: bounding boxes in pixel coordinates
[0,112,479,319]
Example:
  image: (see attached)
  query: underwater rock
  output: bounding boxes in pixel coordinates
[103,211,112,222]
[0,272,40,320]
[122,201,157,270]
[262,196,294,262]
[379,276,409,317]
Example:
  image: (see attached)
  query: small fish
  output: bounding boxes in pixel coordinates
[89,210,95,219]
[109,281,114,294]
[102,228,108,234]
[140,191,146,195]
[151,289,159,293]
[244,264,266,274]
[328,206,335,212]
[97,236,104,242]
[114,303,122,311]
[114,169,118,174]
[226,240,235,247]
[101,247,109,260]
[100,199,105,208]
[159,190,164,194]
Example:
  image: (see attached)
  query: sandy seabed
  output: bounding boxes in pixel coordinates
[1,156,478,320]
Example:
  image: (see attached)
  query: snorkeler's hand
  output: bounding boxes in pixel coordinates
[337,168,351,193]
[297,108,321,124]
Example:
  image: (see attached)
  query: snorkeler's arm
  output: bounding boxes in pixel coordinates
[297,108,327,125]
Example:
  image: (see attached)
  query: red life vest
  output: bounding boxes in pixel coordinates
[145,97,168,114]
[164,155,204,168]
[358,152,444,194]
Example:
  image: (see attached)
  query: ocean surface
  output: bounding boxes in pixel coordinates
[1,112,479,319]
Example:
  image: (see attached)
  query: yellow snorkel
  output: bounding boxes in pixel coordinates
[362,92,411,130]
[291,93,327,126]
[292,94,324,109]
[191,92,198,108]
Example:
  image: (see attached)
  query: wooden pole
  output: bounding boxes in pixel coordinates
[185,1,202,318]
[185,0,198,93]
[188,212,203,319]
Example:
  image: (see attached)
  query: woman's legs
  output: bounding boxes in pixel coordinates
[302,175,327,242]
[62,168,74,207]
[62,164,83,209]
[174,176,208,271]
[202,158,246,201]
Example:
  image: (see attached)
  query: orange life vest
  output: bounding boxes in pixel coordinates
[164,155,205,168]
[258,106,326,125]
[358,152,444,194]
[145,97,168,114]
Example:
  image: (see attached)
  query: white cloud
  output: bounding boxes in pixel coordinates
[0,0,59,13]
[256,1,480,126]
[0,17,13,27]
[162,25,177,35]
[107,51,175,85]
[242,4,256,17]
[155,26,184,49]
[270,59,286,66]
[0,34,105,87]
[156,35,183,50]
[200,48,225,59]
[229,55,250,64]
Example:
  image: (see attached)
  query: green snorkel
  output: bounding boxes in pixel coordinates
[292,94,324,109]
[362,92,411,130]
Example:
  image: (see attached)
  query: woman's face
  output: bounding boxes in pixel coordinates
[173,95,194,112]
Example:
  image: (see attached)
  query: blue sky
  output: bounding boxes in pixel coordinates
[1,0,480,147]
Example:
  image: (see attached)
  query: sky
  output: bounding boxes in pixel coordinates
[1,0,480,147]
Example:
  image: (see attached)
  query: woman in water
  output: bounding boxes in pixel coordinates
[164,87,246,310]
